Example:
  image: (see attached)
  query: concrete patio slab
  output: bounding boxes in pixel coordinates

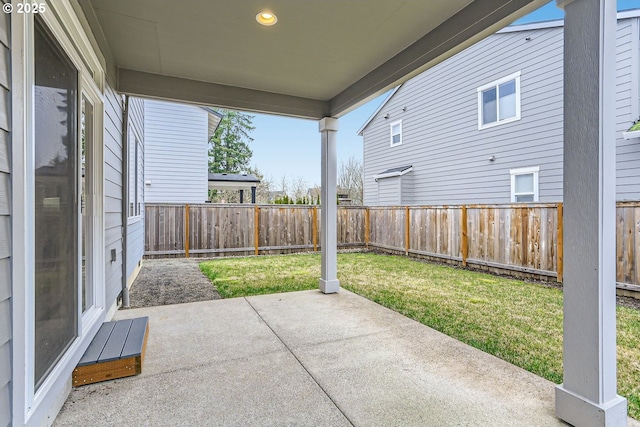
[54,290,640,427]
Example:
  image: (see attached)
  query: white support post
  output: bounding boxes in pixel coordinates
[319,117,340,294]
[555,0,627,426]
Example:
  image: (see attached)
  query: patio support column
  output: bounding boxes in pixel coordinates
[319,117,340,294]
[554,0,627,426]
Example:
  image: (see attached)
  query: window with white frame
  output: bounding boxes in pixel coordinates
[128,130,143,217]
[26,5,106,406]
[389,120,402,147]
[478,71,521,129]
[510,166,539,202]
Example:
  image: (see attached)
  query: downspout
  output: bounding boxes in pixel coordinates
[121,95,130,308]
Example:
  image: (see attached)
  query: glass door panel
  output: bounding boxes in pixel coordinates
[34,18,79,389]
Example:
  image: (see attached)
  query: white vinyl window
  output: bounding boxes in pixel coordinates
[389,120,402,147]
[510,166,539,203]
[128,130,143,218]
[478,71,521,129]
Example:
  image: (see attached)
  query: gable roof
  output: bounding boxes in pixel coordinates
[357,86,401,136]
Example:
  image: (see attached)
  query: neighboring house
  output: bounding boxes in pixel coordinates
[144,99,222,204]
[359,10,640,206]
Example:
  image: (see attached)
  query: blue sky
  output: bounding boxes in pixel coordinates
[249,1,640,188]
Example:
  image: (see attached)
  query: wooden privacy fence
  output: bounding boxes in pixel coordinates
[145,202,640,289]
[145,204,365,258]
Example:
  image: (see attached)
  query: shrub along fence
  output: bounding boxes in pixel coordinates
[145,202,640,291]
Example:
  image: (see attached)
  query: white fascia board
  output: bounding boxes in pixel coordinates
[208,181,257,191]
[623,129,640,140]
[500,9,640,34]
[373,166,413,181]
[357,86,401,136]
[498,19,564,33]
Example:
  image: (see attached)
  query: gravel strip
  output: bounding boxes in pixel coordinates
[125,258,220,309]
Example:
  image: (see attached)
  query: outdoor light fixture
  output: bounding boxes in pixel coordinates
[256,11,278,26]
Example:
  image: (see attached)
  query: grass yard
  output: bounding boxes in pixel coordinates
[199,252,640,420]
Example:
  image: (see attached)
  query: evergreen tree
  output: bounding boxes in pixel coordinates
[208,110,255,173]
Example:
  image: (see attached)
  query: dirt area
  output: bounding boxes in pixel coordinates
[124,258,220,309]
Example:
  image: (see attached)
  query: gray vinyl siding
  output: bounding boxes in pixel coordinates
[104,85,125,306]
[377,177,401,205]
[363,23,565,206]
[144,99,209,204]
[363,18,639,205]
[127,97,145,280]
[616,17,640,200]
[0,8,9,427]
[400,174,413,205]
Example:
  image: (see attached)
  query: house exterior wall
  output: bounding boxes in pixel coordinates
[104,84,126,307]
[0,7,10,427]
[362,16,639,205]
[617,16,640,200]
[127,97,145,283]
[3,3,145,424]
[144,99,209,204]
[377,177,401,205]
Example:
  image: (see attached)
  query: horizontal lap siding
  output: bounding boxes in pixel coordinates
[0,7,9,426]
[104,85,124,305]
[364,18,640,205]
[127,97,145,279]
[616,18,640,200]
[363,25,565,206]
[144,100,208,204]
[0,5,8,425]
[377,177,400,205]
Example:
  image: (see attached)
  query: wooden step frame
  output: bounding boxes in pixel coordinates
[73,317,149,387]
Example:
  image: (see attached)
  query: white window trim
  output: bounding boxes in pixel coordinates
[510,166,539,203]
[389,119,402,147]
[128,128,143,222]
[477,71,521,130]
[12,5,106,425]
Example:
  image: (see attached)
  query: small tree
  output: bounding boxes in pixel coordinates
[337,156,364,205]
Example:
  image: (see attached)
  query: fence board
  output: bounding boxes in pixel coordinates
[144,203,640,288]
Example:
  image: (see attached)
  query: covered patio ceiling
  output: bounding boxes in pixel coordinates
[78,0,548,119]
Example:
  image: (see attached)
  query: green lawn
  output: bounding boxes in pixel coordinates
[200,252,640,420]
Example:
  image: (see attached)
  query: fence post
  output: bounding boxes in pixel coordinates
[254,205,260,256]
[557,202,563,283]
[313,206,318,252]
[461,205,468,266]
[185,204,190,258]
[405,206,410,255]
[364,207,370,249]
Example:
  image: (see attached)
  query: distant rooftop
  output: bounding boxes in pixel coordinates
[208,173,261,183]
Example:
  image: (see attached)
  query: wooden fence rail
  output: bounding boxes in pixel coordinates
[145,203,640,290]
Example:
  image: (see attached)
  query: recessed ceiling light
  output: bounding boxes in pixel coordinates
[256,11,278,26]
